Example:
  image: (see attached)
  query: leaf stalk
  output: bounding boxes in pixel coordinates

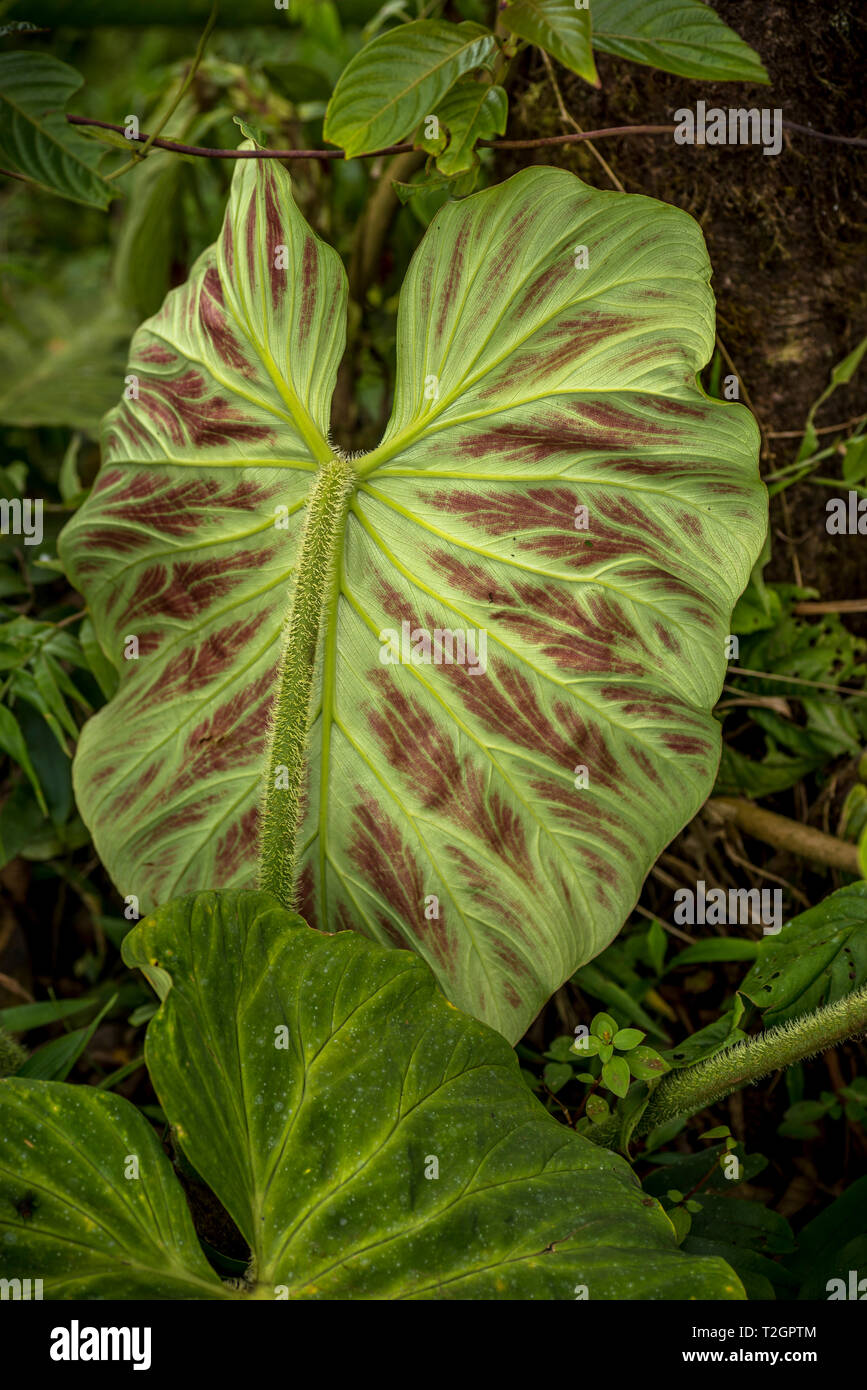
[259,455,355,909]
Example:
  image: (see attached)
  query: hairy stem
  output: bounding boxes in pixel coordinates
[589,984,867,1150]
[259,455,355,908]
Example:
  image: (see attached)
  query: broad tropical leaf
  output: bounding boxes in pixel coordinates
[501,0,597,84]
[114,890,740,1299]
[60,160,766,1040]
[0,1079,228,1297]
[0,51,116,208]
[0,891,744,1299]
[590,0,768,83]
[740,884,867,1025]
[323,19,497,157]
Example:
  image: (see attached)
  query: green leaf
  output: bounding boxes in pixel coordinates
[591,1013,618,1042]
[613,1026,644,1050]
[501,0,597,84]
[627,1044,668,1080]
[572,962,668,1040]
[586,1093,610,1122]
[699,1124,731,1140]
[740,883,867,1025]
[783,1177,867,1299]
[0,52,116,208]
[0,1080,229,1297]
[0,996,100,1032]
[543,1060,573,1092]
[668,938,760,969]
[645,917,667,976]
[60,160,765,1041]
[79,616,119,701]
[601,1055,630,1098]
[590,0,768,83]
[324,20,497,157]
[668,1206,691,1244]
[118,889,743,1298]
[113,150,187,319]
[420,79,508,176]
[664,1005,747,1069]
[15,994,115,1081]
[0,703,48,814]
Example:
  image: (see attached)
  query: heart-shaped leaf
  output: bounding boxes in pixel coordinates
[0,890,743,1299]
[118,889,740,1298]
[0,52,117,208]
[323,20,497,157]
[59,159,765,1040]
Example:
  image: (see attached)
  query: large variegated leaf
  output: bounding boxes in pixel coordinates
[60,160,766,1040]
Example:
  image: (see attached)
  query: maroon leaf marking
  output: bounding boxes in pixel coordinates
[365,674,538,887]
[263,174,285,311]
[522,313,645,383]
[298,236,318,344]
[126,620,275,707]
[106,758,166,820]
[216,804,260,879]
[171,670,276,794]
[90,475,279,536]
[429,550,648,675]
[116,549,277,627]
[628,745,665,788]
[436,220,470,339]
[445,848,525,1010]
[295,863,318,931]
[348,794,456,970]
[137,371,274,450]
[137,343,176,366]
[529,776,637,858]
[509,256,576,322]
[199,269,253,374]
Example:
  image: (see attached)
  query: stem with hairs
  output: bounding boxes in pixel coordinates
[588,984,867,1150]
[258,456,355,909]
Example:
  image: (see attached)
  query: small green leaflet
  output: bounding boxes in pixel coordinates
[740,883,867,1025]
[323,19,497,156]
[418,79,508,176]
[0,52,116,208]
[60,160,766,1041]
